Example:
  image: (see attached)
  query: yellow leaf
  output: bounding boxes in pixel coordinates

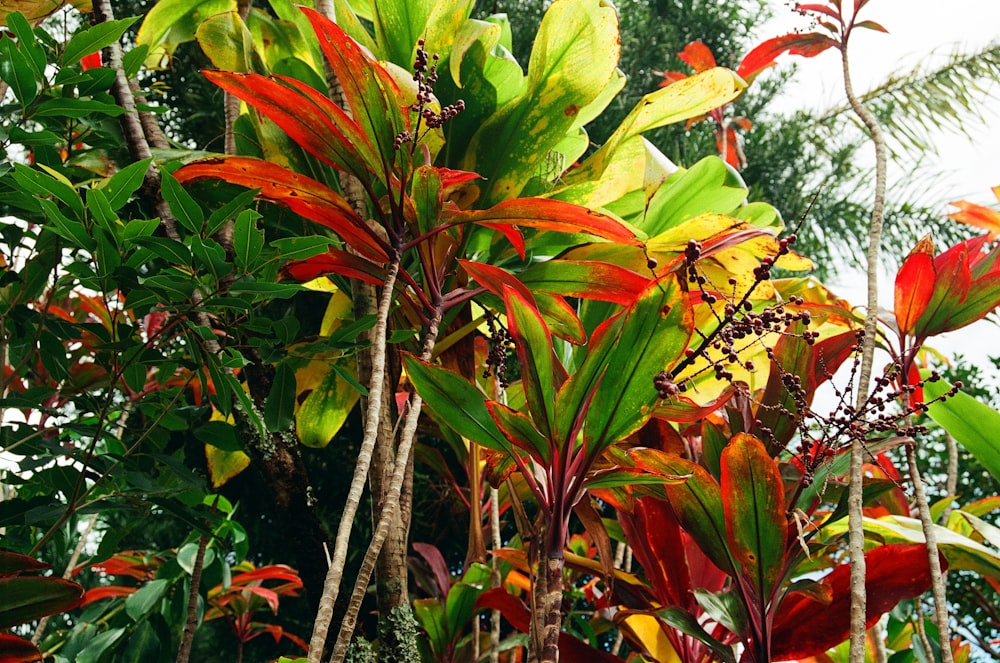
[617,613,681,663]
[205,444,250,488]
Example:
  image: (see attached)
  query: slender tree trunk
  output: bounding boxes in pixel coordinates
[176,532,209,663]
[840,43,887,663]
[538,554,565,663]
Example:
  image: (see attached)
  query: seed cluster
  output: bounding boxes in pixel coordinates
[483,310,514,389]
[394,40,465,149]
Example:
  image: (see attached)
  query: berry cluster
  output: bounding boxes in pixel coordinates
[483,310,514,389]
[394,40,465,150]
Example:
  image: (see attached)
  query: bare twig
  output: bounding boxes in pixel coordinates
[176,531,210,663]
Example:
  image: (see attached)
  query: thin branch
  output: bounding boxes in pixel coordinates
[31,513,98,645]
[308,256,403,662]
[842,40,887,663]
[176,531,210,663]
[329,309,444,663]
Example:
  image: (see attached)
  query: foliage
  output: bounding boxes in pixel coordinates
[2,1,1000,663]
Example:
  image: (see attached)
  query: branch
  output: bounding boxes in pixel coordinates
[176,531,209,663]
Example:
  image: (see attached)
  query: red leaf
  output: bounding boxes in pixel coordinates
[301,7,407,172]
[853,19,889,33]
[451,198,641,246]
[794,3,842,19]
[619,497,693,610]
[0,633,42,663]
[0,552,49,577]
[201,70,377,178]
[475,589,627,663]
[412,542,452,599]
[948,198,1000,241]
[519,260,651,303]
[894,236,936,336]
[81,585,137,606]
[770,543,943,661]
[738,33,838,81]
[80,52,102,70]
[281,249,385,285]
[678,41,716,72]
[174,156,388,262]
[653,385,736,424]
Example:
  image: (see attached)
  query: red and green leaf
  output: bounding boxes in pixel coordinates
[0,575,84,629]
[503,285,561,441]
[201,70,378,179]
[0,633,42,663]
[738,32,838,83]
[174,156,389,262]
[630,448,734,576]
[720,433,787,602]
[487,400,552,464]
[519,260,651,303]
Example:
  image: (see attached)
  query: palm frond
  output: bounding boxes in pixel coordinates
[819,41,1000,158]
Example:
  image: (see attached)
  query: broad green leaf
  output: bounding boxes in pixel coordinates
[11,163,83,217]
[823,515,1000,579]
[631,448,734,575]
[295,358,360,448]
[404,354,511,453]
[120,620,162,663]
[503,286,559,441]
[643,158,748,235]
[924,376,1000,482]
[693,588,748,640]
[270,236,334,262]
[659,605,737,663]
[5,11,44,79]
[411,165,443,236]
[558,275,692,453]
[195,10,259,73]
[32,97,126,118]
[413,598,447,658]
[85,187,118,236]
[0,576,83,628]
[464,0,620,205]
[0,34,38,105]
[76,627,126,663]
[721,433,787,601]
[135,0,235,68]
[100,158,152,211]
[129,236,192,266]
[37,198,94,250]
[445,569,489,641]
[160,171,203,233]
[233,209,264,272]
[62,17,139,67]
[562,68,745,193]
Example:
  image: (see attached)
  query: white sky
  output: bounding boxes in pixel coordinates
[754,1,1000,381]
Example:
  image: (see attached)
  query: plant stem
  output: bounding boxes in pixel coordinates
[177,531,210,663]
[840,41,887,663]
[308,255,402,662]
[329,308,444,663]
[31,513,98,644]
[490,486,502,663]
[905,441,954,663]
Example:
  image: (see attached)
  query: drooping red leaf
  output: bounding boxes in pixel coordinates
[770,543,943,661]
[720,433,787,602]
[281,249,384,285]
[451,198,641,246]
[201,70,377,178]
[0,632,42,663]
[0,576,85,629]
[475,589,627,663]
[0,551,49,577]
[301,7,407,172]
[173,156,388,262]
[894,235,936,336]
[619,497,694,610]
[737,32,838,82]
[853,19,889,33]
[412,543,452,599]
[678,41,716,73]
[81,585,137,606]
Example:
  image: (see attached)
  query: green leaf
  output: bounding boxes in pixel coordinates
[76,627,126,663]
[295,358,360,448]
[125,578,170,621]
[37,198,94,250]
[32,98,127,118]
[233,209,264,272]
[5,12,44,78]
[62,17,140,67]
[404,354,511,453]
[0,35,38,105]
[503,286,559,441]
[270,236,335,262]
[445,578,486,641]
[692,588,748,640]
[11,163,83,217]
[658,606,737,663]
[413,598,447,658]
[264,362,296,433]
[487,401,551,464]
[130,236,192,266]
[195,10,259,73]
[924,376,1000,482]
[720,433,787,601]
[86,187,119,236]
[101,158,152,211]
[559,275,691,453]
[123,218,160,241]
[120,620,162,663]
[631,448,734,575]
[160,171,204,233]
